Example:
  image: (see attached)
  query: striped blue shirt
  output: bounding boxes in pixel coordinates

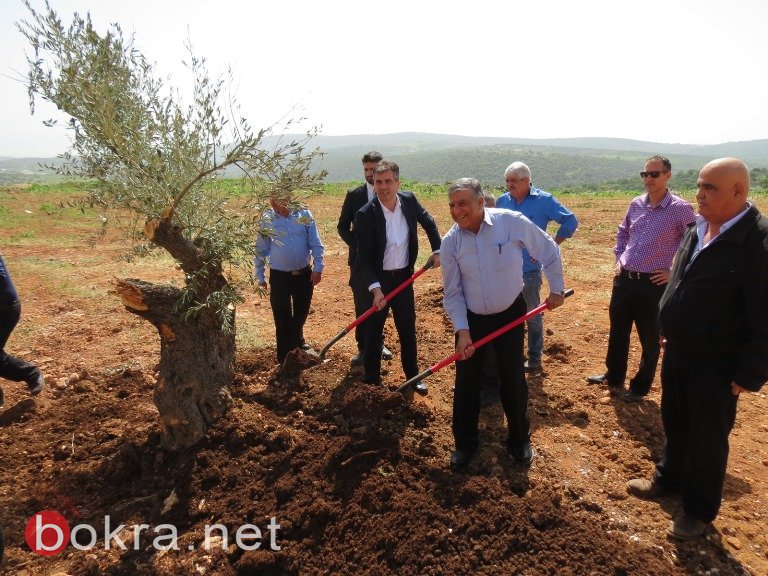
[442,208,564,332]
[254,208,324,284]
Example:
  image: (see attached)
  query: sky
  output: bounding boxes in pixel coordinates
[1,0,767,157]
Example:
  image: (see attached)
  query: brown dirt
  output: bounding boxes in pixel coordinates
[1,189,767,575]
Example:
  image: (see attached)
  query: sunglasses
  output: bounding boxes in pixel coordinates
[640,171,667,179]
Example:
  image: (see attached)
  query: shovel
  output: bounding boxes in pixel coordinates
[396,288,574,394]
[319,259,435,360]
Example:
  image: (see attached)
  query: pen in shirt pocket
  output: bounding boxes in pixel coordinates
[497,243,502,254]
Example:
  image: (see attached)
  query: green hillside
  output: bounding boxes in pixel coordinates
[3,134,767,189]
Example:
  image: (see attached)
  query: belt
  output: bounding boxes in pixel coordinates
[273,265,310,276]
[382,267,411,275]
[620,268,653,280]
[468,293,525,318]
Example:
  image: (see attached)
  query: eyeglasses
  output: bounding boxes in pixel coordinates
[640,171,667,179]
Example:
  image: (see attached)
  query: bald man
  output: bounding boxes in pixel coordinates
[627,158,768,540]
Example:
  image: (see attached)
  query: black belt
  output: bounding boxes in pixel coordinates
[273,265,310,276]
[620,268,654,280]
[468,293,525,318]
[382,267,411,275]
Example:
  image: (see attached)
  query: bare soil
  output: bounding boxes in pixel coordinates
[1,188,767,575]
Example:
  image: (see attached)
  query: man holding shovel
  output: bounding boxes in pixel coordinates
[354,161,441,389]
[337,151,394,365]
[441,178,565,469]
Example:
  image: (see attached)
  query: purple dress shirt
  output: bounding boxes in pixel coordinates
[614,190,695,273]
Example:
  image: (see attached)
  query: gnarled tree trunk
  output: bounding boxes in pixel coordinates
[111,216,234,450]
[113,279,234,450]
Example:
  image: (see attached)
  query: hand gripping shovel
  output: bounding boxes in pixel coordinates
[319,259,436,360]
[396,288,574,394]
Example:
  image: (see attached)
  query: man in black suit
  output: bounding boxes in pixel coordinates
[337,151,393,365]
[354,160,441,389]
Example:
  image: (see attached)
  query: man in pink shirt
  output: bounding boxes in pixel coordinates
[587,156,695,401]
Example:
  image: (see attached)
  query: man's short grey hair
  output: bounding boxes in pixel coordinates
[482,190,496,207]
[504,161,532,180]
[448,177,484,198]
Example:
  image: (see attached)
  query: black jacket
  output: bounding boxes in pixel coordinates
[658,205,768,391]
[353,191,441,289]
[337,183,369,267]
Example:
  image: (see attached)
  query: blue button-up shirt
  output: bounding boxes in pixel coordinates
[496,186,578,273]
[254,208,324,284]
[442,208,564,332]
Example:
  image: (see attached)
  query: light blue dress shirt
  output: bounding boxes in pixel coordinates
[442,208,564,332]
[254,208,324,284]
[496,186,578,273]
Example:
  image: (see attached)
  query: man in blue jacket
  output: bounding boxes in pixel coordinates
[496,162,578,372]
[627,158,768,540]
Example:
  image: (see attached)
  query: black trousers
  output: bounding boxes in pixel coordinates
[654,345,738,523]
[269,267,313,363]
[349,270,373,352]
[0,300,39,384]
[605,273,665,393]
[453,295,528,453]
[362,269,417,384]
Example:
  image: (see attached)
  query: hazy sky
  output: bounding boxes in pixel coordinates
[1,0,767,157]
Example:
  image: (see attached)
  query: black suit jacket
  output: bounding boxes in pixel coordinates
[337,183,370,266]
[658,205,768,391]
[353,191,442,290]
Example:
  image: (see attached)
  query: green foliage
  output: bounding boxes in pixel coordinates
[18,1,326,328]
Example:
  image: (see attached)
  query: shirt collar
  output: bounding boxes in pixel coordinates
[380,194,401,215]
[481,207,494,228]
[695,202,752,232]
[643,189,672,208]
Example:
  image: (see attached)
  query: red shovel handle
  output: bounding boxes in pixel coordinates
[344,259,435,331]
[397,288,574,392]
[319,259,435,359]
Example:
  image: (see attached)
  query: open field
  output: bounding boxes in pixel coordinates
[1,184,767,575]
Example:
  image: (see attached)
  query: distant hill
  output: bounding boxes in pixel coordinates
[299,134,768,189]
[3,134,767,189]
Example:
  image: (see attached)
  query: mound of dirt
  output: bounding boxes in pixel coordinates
[0,349,691,575]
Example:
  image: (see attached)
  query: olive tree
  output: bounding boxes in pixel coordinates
[18,1,326,450]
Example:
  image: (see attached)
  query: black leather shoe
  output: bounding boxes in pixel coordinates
[622,390,645,402]
[511,442,534,466]
[350,353,363,366]
[27,371,45,395]
[381,345,393,361]
[450,450,474,470]
[299,342,312,351]
[413,381,429,396]
[586,373,608,384]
